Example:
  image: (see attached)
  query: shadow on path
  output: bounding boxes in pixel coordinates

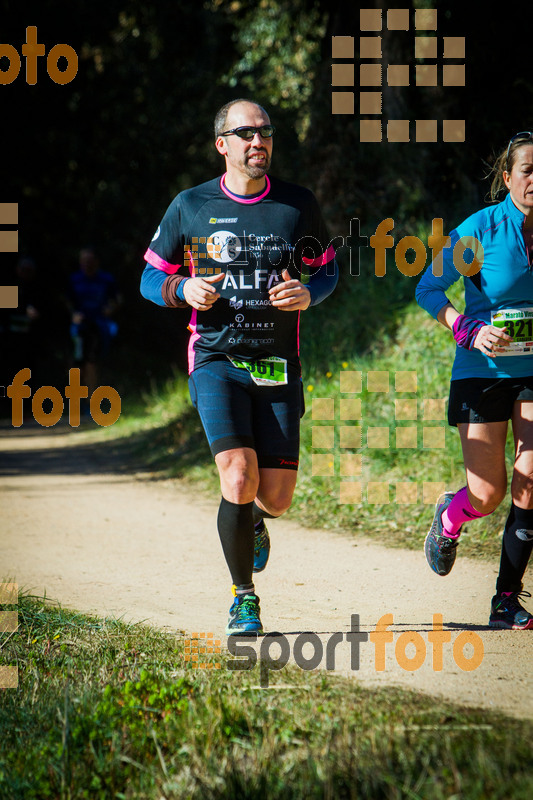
[0,409,211,480]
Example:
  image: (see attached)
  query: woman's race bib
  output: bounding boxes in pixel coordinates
[492,307,533,356]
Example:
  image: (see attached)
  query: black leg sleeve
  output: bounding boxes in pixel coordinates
[217,497,254,586]
[496,504,533,593]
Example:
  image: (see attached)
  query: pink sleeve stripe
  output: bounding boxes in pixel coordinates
[302,244,336,268]
[185,249,196,276]
[219,174,271,204]
[144,248,181,274]
[187,311,200,374]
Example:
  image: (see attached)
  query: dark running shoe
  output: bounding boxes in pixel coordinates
[489,590,533,630]
[226,592,263,635]
[424,491,461,576]
[253,520,270,573]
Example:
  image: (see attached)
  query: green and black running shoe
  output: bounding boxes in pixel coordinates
[253,520,270,573]
[226,592,263,635]
[489,590,533,630]
[424,491,461,576]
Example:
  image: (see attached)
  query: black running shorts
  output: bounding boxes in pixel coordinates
[188,358,304,469]
[448,376,533,426]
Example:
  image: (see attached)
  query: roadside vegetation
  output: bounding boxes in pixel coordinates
[1,593,531,799]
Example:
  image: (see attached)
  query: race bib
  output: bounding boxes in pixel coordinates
[228,356,288,386]
[492,307,533,356]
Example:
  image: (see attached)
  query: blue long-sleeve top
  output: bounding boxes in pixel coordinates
[415,192,533,380]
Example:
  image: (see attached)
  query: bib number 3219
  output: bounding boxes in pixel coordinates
[492,307,533,356]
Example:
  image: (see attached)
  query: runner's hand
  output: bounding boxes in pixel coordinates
[183,273,225,310]
[473,324,512,358]
[269,268,311,311]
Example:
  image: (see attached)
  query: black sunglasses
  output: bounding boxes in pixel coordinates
[506,131,533,166]
[219,125,275,140]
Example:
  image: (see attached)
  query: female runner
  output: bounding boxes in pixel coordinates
[416,131,533,629]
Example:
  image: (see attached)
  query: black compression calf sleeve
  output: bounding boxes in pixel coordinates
[252,501,278,526]
[217,497,255,587]
[496,504,533,593]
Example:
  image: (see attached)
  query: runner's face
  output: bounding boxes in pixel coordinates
[503,144,533,215]
[79,249,99,276]
[216,103,272,180]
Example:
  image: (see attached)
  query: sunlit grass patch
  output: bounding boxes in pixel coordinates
[1,593,532,799]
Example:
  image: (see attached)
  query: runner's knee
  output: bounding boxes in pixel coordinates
[468,483,507,514]
[216,450,259,504]
[256,499,287,517]
[511,469,533,508]
[256,487,294,517]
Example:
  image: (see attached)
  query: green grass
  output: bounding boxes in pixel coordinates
[1,593,532,799]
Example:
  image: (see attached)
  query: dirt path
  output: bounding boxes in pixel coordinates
[1,422,531,720]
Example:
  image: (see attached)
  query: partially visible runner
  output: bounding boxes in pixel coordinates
[416,131,533,630]
[140,100,338,634]
[68,247,121,406]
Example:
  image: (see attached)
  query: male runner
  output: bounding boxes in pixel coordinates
[141,99,338,634]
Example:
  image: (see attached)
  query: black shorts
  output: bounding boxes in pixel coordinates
[448,376,533,426]
[188,358,304,469]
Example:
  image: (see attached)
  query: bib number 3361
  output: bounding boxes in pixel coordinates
[229,356,288,386]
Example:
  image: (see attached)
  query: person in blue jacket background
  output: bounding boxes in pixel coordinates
[416,131,533,630]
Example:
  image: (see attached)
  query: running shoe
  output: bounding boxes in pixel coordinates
[226,592,263,635]
[489,590,533,630]
[253,520,270,573]
[424,491,461,576]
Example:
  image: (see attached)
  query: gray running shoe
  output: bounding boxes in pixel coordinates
[424,491,460,576]
[489,590,533,630]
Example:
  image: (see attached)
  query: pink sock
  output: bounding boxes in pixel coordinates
[441,486,487,538]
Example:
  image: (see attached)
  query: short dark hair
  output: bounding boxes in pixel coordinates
[214,99,269,137]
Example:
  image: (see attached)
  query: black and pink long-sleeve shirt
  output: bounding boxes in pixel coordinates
[141,174,338,374]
